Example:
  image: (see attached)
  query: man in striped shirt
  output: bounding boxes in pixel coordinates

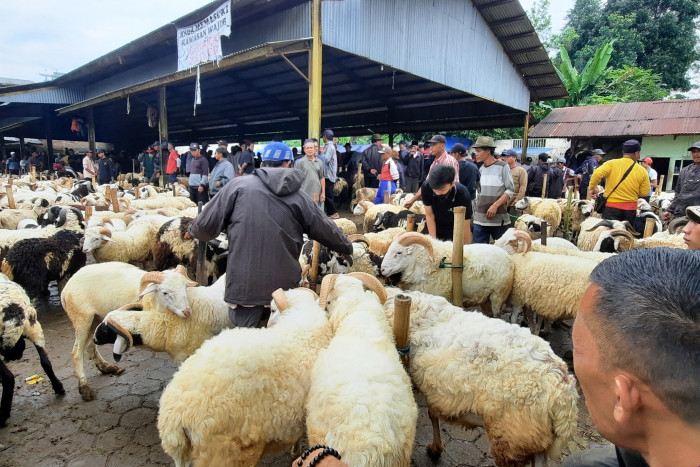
[472,136,514,244]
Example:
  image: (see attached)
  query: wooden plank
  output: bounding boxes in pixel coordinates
[643,218,655,238]
[5,185,16,209]
[406,213,415,232]
[451,206,466,307]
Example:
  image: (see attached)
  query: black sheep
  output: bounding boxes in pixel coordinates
[374,210,428,233]
[1,230,86,301]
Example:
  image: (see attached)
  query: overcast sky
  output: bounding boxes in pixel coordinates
[0,0,573,83]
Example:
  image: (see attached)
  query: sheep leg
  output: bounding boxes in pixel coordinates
[523,306,534,330]
[34,344,65,396]
[480,301,494,318]
[0,360,14,427]
[87,339,124,376]
[426,407,445,459]
[532,314,545,336]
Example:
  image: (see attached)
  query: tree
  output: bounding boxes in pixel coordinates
[588,66,668,104]
[527,0,553,52]
[556,40,615,106]
[564,0,603,68]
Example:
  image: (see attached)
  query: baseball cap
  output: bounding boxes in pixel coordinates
[642,157,653,164]
[217,140,228,146]
[10,151,15,155]
[473,136,496,148]
[592,149,605,155]
[411,140,419,146]
[687,141,700,151]
[97,148,105,154]
[450,143,467,156]
[502,149,518,158]
[622,139,641,153]
[556,157,566,164]
[428,135,446,144]
[378,145,391,154]
[85,149,93,154]
[687,206,700,223]
[261,142,293,162]
[399,140,407,145]
[189,143,201,150]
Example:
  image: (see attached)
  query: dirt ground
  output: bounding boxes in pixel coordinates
[0,211,608,466]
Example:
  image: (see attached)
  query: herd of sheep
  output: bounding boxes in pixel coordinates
[0,174,690,466]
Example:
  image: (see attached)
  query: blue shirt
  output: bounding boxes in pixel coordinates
[209,158,235,194]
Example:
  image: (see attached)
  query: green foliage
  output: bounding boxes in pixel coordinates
[588,66,668,104]
[554,39,615,106]
[527,0,554,51]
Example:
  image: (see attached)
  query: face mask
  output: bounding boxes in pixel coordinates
[435,187,453,200]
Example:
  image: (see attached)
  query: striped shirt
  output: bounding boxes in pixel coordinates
[474,161,515,227]
[430,151,460,184]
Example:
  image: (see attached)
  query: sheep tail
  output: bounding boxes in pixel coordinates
[546,375,579,460]
[160,424,193,467]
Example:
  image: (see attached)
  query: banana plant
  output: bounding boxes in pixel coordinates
[555,39,616,106]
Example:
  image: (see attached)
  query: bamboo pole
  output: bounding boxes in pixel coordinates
[30,165,36,183]
[195,202,207,286]
[84,205,92,222]
[643,218,655,238]
[657,175,665,194]
[393,294,411,368]
[451,206,466,307]
[134,185,140,199]
[110,187,120,213]
[5,185,15,209]
[406,213,416,232]
[541,173,548,198]
[540,221,548,246]
[384,189,390,204]
[307,0,322,140]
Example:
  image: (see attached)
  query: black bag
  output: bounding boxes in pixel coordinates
[593,160,636,215]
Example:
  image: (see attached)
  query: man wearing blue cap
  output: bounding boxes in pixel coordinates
[186,141,352,328]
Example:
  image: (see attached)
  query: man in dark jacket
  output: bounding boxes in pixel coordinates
[360,134,383,188]
[526,153,553,197]
[451,143,479,201]
[186,141,352,328]
[549,158,566,199]
[401,141,425,193]
[96,149,113,184]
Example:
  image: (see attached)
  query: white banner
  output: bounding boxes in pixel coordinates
[177,1,231,71]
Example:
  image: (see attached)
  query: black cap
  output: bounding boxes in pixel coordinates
[411,140,419,146]
[450,143,467,156]
[622,139,641,153]
[189,143,201,150]
[217,140,228,146]
[399,140,407,145]
[428,135,446,144]
[538,153,549,162]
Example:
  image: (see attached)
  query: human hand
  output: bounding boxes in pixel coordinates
[183,231,192,240]
[339,253,353,267]
[370,169,377,175]
[662,211,672,221]
[198,186,204,193]
[320,193,326,202]
[486,204,498,219]
[217,181,221,187]
[404,200,414,209]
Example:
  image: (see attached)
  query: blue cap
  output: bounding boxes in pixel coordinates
[189,143,201,150]
[502,149,518,158]
[261,142,293,162]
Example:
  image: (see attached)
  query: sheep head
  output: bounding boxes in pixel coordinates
[82,227,112,253]
[609,229,636,252]
[494,228,531,255]
[381,232,434,277]
[139,268,196,319]
[318,272,386,310]
[268,287,320,327]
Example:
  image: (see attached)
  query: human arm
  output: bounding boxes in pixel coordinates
[638,167,651,198]
[512,169,527,205]
[302,195,352,255]
[425,205,437,238]
[404,188,422,208]
[219,162,235,186]
[187,184,235,241]
[587,162,611,195]
[320,177,325,203]
[487,166,514,219]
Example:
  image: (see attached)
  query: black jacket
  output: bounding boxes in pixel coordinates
[361,144,382,174]
[527,162,553,197]
[188,167,352,305]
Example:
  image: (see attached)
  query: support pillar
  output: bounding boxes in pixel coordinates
[0,134,5,160]
[44,106,54,162]
[19,137,25,159]
[159,86,168,187]
[522,110,530,162]
[88,108,96,155]
[307,0,322,140]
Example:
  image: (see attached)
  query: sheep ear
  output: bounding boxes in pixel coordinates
[138,283,159,299]
[102,235,115,242]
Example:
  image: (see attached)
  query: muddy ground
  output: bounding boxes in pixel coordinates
[0,211,607,466]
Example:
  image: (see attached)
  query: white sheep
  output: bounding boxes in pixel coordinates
[354,201,404,233]
[332,217,357,234]
[496,228,613,263]
[157,287,332,466]
[380,232,513,317]
[128,195,195,210]
[60,262,196,401]
[306,273,417,467]
[515,197,561,236]
[349,228,405,256]
[383,287,578,467]
[577,217,636,252]
[514,213,547,240]
[82,215,171,265]
[93,275,230,363]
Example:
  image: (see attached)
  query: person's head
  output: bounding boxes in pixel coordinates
[97,149,106,158]
[574,248,700,449]
[344,142,352,152]
[168,142,174,151]
[10,151,15,158]
[68,149,75,155]
[640,157,653,169]
[217,139,228,149]
[303,139,316,158]
[538,153,549,163]
[85,150,93,158]
[312,138,319,154]
[428,164,456,197]
[428,135,446,156]
[399,140,407,150]
[687,141,700,164]
[378,145,391,162]
[410,141,419,154]
[214,147,227,161]
[556,157,566,169]
[260,141,294,168]
[371,133,383,147]
[189,143,201,157]
[622,139,641,161]
[525,156,532,165]
[31,150,38,157]
[592,149,605,162]
[472,136,496,163]
[502,149,519,167]
[683,206,700,250]
[450,143,467,160]
[322,129,334,143]
[243,139,253,151]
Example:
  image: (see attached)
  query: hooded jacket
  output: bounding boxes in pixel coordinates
[188,167,352,305]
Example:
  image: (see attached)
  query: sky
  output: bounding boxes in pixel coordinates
[0,0,574,83]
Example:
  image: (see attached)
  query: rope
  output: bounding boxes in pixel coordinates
[439,257,464,269]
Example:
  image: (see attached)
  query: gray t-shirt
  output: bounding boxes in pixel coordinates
[474,161,515,227]
[294,156,324,202]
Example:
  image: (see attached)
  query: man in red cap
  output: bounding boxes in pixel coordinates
[639,156,657,201]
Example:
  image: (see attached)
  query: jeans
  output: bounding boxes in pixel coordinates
[562,445,649,467]
[472,223,510,244]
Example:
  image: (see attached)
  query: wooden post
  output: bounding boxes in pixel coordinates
[393,294,411,368]
[541,173,548,198]
[309,241,321,291]
[5,185,16,209]
[84,205,92,222]
[307,0,322,140]
[172,184,176,196]
[657,175,665,194]
[451,206,466,307]
[522,111,530,161]
[87,108,96,155]
[406,213,416,232]
[540,220,548,246]
[110,187,120,213]
[134,185,140,199]
[384,189,390,204]
[158,86,168,188]
[643,218,656,238]
[132,159,136,174]
[195,202,207,286]
[30,165,36,182]
[18,138,25,163]
[357,162,363,188]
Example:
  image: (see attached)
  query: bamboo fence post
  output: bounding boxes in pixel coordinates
[384,189,390,204]
[540,221,548,246]
[195,202,207,285]
[541,173,548,198]
[84,205,92,222]
[110,187,120,213]
[657,175,665,194]
[393,294,411,368]
[30,166,36,183]
[5,185,15,209]
[451,206,466,306]
[643,218,655,238]
[406,213,416,232]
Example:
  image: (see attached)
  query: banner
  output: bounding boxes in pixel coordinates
[177,1,231,71]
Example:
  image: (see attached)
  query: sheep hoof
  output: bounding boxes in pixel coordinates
[97,363,124,375]
[53,382,66,395]
[79,385,96,402]
[426,443,444,459]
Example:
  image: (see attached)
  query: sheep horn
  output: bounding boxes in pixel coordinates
[319,274,339,310]
[347,272,388,304]
[585,220,615,231]
[105,315,134,352]
[668,216,689,235]
[56,208,67,227]
[397,232,434,257]
[103,218,113,225]
[271,289,289,311]
[71,207,84,225]
[117,303,143,311]
[80,196,88,204]
[609,229,636,251]
[1,260,13,280]
[620,221,641,237]
[347,234,370,248]
[98,227,112,236]
[139,271,164,291]
[294,287,319,300]
[511,230,532,254]
[174,265,197,285]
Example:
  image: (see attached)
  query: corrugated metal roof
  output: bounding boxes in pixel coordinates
[530,100,700,137]
[0,87,84,104]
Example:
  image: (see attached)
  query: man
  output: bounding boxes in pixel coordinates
[549,157,566,199]
[7,151,19,175]
[421,165,472,243]
[238,140,255,176]
[472,136,514,243]
[295,138,325,205]
[404,135,459,208]
[662,141,700,221]
[373,145,399,204]
[187,143,209,204]
[526,153,553,197]
[141,148,155,180]
[186,141,352,328]
[401,141,425,193]
[28,150,41,170]
[639,156,657,201]
[166,142,180,185]
[209,148,235,197]
[563,248,700,467]
[96,149,113,184]
[318,129,339,219]
[398,140,409,161]
[82,149,97,179]
[575,149,604,199]
[521,156,532,172]
[682,205,700,250]
[503,149,527,208]
[589,140,650,223]
[360,134,383,188]
[217,140,229,158]
[452,143,478,201]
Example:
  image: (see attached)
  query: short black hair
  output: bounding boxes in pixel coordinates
[428,164,455,190]
[589,248,700,428]
[262,160,288,168]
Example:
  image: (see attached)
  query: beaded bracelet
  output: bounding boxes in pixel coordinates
[297,445,341,467]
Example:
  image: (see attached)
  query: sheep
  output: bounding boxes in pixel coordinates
[128,195,195,210]
[496,228,613,263]
[373,209,427,234]
[333,177,350,209]
[383,287,578,466]
[576,217,637,252]
[667,216,689,235]
[60,262,197,401]
[556,199,593,240]
[16,218,39,229]
[307,273,417,467]
[350,187,377,211]
[380,232,514,317]
[93,275,231,363]
[332,217,356,235]
[0,199,47,229]
[298,237,388,284]
[350,228,406,256]
[514,213,546,240]
[37,206,85,229]
[1,229,86,302]
[82,215,170,265]
[634,199,662,235]
[0,274,65,426]
[515,197,562,236]
[606,229,688,250]
[157,286,332,466]
[353,200,403,232]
